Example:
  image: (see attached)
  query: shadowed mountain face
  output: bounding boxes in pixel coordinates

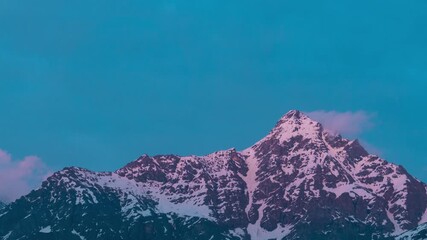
[0,110,426,240]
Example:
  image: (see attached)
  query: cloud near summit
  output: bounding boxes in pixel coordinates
[306,110,375,136]
[0,149,51,203]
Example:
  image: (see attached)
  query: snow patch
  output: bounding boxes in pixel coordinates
[39,226,51,233]
[246,202,294,239]
[238,148,258,219]
[1,231,11,240]
[71,229,86,240]
[154,193,213,220]
[324,183,373,200]
[387,209,403,236]
[228,228,245,239]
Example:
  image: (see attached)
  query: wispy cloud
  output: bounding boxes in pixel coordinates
[306,110,375,136]
[0,149,51,203]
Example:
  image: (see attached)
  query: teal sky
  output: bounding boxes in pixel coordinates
[0,0,426,196]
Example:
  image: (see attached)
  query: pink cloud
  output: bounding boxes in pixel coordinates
[0,149,11,164]
[0,149,51,203]
[306,110,375,136]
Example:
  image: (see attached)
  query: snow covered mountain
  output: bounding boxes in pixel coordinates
[0,202,5,210]
[0,110,426,240]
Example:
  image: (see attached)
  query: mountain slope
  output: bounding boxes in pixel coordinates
[397,223,427,240]
[0,110,426,240]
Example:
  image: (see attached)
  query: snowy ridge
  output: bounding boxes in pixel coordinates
[55,167,215,221]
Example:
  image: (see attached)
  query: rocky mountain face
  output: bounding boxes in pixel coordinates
[0,110,426,240]
[0,202,5,210]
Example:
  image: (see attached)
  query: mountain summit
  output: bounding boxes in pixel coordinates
[1,110,426,240]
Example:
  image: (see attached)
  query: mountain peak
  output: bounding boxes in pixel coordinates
[275,110,318,127]
[265,110,323,143]
[283,109,303,117]
[279,109,306,121]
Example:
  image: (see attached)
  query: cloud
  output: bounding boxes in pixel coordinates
[0,149,51,203]
[306,110,375,136]
[0,149,12,164]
